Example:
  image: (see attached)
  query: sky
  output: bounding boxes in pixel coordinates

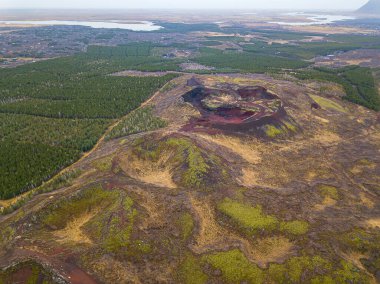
[0,0,369,10]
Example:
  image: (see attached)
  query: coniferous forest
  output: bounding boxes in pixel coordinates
[0,43,176,199]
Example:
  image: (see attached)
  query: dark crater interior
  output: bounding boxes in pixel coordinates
[182,85,287,133]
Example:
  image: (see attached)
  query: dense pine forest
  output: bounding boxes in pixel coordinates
[0,43,177,199]
[295,66,380,111]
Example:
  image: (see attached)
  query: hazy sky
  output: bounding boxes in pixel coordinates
[0,0,368,10]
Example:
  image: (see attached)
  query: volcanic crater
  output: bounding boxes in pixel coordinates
[182,84,287,133]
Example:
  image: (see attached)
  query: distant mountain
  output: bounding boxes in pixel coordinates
[357,0,380,14]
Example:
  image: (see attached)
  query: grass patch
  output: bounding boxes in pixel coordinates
[337,228,380,277]
[102,196,138,254]
[339,228,380,253]
[318,185,339,200]
[266,255,367,283]
[176,248,369,284]
[263,121,297,138]
[267,263,288,283]
[183,145,210,187]
[92,156,114,172]
[310,95,347,113]
[265,125,284,138]
[0,226,15,250]
[165,138,211,188]
[203,249,264,284]
[178,212,194,241]
[84,191,151,258]
[357,159,375,167]
[218,198,278,233]
[334,260,370,284]
[287,256,332,282]
[284,121,297,132]
[218,198,309,236]
[280,221,309,236]
[178,254,208,284]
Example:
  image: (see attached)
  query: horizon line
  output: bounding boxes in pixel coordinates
[0,8,359,11]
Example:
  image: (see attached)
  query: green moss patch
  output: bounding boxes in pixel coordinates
[287,256,331,282]
[339,228,380,253]
[218,198,309,236]
[310,94,347,113]
[264,121,297,138]
[267,263,288,283]
[178,212,194,241]
[284,121,297,132]
[203,249,264,284]
[218,198,278,233]
[92,156,114,172]
[267,255,369,283]
[318,184,339,200]
[280,220,309,235]
[85,193,151,258]
[102,196,137,254]
[178,254,208,284]
[334,260,370,284]
[176,249,369,284]
[165,138,211,188]
[0,226,15,250]
[337,228,380,278]
[265,125,284,138]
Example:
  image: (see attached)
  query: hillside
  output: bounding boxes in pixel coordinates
[1,73,379,283]
[357,0,380,14]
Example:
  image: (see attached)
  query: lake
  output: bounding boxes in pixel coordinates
[269,13,356,26]
[0,20,162,31]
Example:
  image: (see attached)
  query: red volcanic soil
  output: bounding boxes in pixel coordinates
[6,266,36,283]
[182,85,287,133]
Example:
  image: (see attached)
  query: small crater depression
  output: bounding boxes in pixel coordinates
[182,85,289,135]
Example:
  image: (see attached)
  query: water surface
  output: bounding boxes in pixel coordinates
[0,20,162,31]
[269,13,355,26]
